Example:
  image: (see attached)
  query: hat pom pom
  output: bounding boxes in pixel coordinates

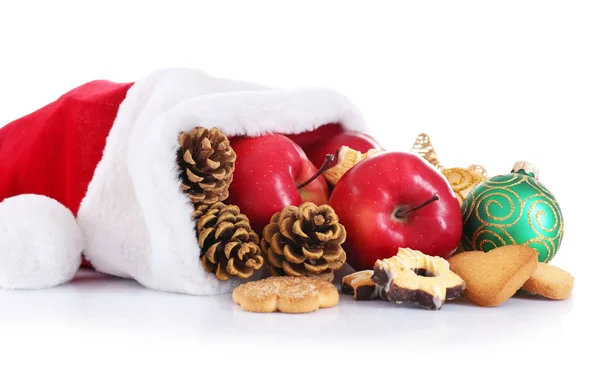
[0,194,84,289]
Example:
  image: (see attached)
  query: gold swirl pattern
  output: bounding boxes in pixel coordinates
[526,197,563,261]
[471,226,515,252]
[474,188,521,226]
[525,175,559,202]
[461,172,564,263]
[481,174,528,188]
[461,186,477,220]
[442,167,485,205]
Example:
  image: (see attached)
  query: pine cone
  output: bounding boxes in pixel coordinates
[177,127,236,206]
[260,202,347,282]
[194,202,264,281]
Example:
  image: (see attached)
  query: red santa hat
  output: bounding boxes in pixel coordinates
[0,67,369,295]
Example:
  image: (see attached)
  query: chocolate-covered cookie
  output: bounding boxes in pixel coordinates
[371,248,466,310]
[341,270,386,300]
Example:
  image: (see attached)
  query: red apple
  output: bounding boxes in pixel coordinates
[227,133,330,234]
[303,130,383,169]
[328,151,463,271]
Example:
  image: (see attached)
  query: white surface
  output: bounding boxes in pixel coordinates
[0,268,592,366]
[1,0,599,366]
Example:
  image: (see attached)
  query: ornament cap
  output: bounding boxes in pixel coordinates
[511,161,539,179]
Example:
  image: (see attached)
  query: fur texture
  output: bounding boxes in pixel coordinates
[0,194,83,289]
[76,67,367,295]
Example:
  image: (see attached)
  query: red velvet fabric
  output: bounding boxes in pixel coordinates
[0,80,133,215]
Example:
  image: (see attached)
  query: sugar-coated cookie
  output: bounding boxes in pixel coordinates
[371,248,465,310]
[448,245,538,307]
[232,276,339,313]
[522,262,574,300]
[341,270,387,300]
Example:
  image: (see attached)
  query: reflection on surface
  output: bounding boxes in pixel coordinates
[0,268,579,348]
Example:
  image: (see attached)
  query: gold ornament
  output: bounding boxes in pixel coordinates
[410,133,444,170]
[411,133,487,205]
[441,165,487,205]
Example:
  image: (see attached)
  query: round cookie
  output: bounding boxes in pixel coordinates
[232,276,339,313]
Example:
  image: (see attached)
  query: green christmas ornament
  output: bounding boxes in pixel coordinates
[461,161,564,263]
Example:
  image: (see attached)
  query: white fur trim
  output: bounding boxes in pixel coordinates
[78,67,368,295]
[0,194,83,289]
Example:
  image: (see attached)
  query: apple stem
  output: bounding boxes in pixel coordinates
[394,193,440,218]
[297,154,335,189]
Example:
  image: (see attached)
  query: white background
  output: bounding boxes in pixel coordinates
[1,1,598,366]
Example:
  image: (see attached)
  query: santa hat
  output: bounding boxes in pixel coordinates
[0,67,369,295]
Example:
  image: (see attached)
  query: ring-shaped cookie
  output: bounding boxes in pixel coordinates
[371,248,465,310]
